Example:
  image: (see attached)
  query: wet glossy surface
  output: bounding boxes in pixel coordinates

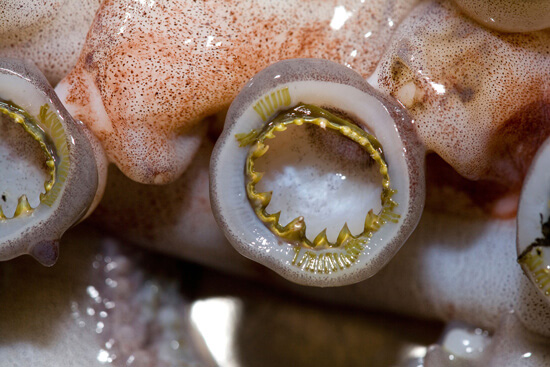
[0,225,443,367]
[57,0,419,184]
[0,0,549,365]
[0,59,99,266]
[0,0,101,84]
[374,0,550,193]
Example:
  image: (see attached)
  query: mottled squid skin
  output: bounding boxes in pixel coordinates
[453,0,550,33]
[1,0,550,364]
[0,0,101,85]
[55,0,419,184]
[73,0,550,363]
[54,0,550,214]
[91,140,263,277]
[373,0,550,198]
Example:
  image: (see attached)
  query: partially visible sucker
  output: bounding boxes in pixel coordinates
[452,0,550,33]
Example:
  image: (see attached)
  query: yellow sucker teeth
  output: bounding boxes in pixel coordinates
[278,216,306,242]
[249,171,264,184]
[380,209,401,224]
[235,129,259,147]
[313,229,330,248]
[519,247,550,297]
[252,142,269,157]
[255,191,272,206]
[13,195,33,218]
[364,210,379,229]
[291,216,305,230]
[340,126,351,135]
[0,102,65,218]
[240,103,400,250]
[336,224,353,246]
[44,179,54,192]
[0,205,5,220]
[265,211,281,224]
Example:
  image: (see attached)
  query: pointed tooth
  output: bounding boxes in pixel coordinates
[250,171,264,184]
[336,223,353,246]
[266,211,281,224]
[313,229,329,248]
[274,123,287,132]
[14,195,33,217]
[0,205,5,220]
[364,210,380,232]
[252,142,269,157]
[30,239,60,267]
[44,179,54,192]
[289,216,305,229]
[256,191,272,206]
[280,216,306,241]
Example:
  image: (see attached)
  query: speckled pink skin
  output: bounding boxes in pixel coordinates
[52,0,548,317]
[53,0,550,214]
[0,0,101,85]
[373,0,550,195]
[1,0,550,365]
[55,0,418,184]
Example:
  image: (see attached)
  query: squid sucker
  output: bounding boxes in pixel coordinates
[0,0,550,366]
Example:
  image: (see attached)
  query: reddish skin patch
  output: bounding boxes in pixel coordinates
[425,101,550,219]
[60,0,417,184]
[488,101,550,188]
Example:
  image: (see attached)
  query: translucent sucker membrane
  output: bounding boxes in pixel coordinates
[517,136,550,304]
[210,59,425,287]
[0,59,98,266]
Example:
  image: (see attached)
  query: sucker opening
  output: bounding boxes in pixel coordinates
[237,104,399,249]
[0,100,59,219]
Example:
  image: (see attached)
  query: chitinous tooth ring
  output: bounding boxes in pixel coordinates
[517,135,550,304]
[0,59,99,266]
[210,59,426,287]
